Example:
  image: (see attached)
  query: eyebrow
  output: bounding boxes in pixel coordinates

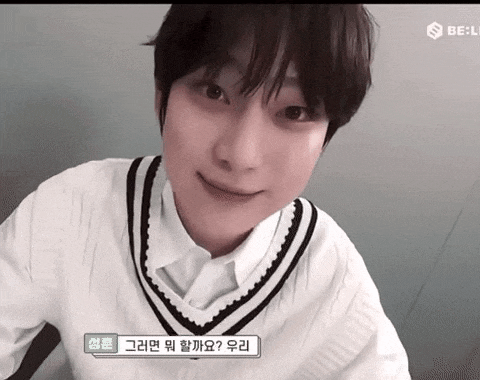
[222,53,300,88]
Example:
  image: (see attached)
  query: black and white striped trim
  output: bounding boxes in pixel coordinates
[127,156,318,336]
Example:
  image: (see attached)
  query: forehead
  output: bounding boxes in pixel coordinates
[229,33,299,78]
[215,39,299,93]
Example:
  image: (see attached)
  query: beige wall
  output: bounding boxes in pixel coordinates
[2,5,480,378]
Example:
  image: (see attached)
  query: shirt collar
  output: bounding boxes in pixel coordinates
[150,179,281,285]
[221,209,280,284]
[149,180,209,271]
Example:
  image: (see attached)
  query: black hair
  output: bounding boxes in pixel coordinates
[143,4,378,147]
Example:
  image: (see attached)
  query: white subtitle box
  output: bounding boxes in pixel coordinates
[88,335,260,358]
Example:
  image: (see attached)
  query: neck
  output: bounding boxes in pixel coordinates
[171,190,254,258]
[178,208,253,258]
[203,229,253,258]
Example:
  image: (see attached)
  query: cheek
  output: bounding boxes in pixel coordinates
[274,128,326,194]
[163,87,222,152]
[288,127,326,168]
[162,118,185,172]
[307,128,327,156]
[162,91,195,184]
[163,92,200,156]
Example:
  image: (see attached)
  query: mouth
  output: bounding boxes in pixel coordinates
[197,173,262,201]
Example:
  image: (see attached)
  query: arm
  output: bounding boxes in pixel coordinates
[0,159,123,379]
[0,191,51,378]
[291,209,411,380]
[336,302,411,379]
[0,167,75,379]
[333,246,411,380]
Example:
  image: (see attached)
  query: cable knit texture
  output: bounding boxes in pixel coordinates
[0,156,411,380]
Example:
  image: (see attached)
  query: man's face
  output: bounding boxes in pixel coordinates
[159,40,329,256]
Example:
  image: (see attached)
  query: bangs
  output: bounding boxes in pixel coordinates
[147,4,376,145]
[199,5,328,112]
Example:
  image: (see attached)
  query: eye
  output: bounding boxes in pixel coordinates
[205,84,224,100]
[284,106,304,120]
[193,80,230,105]
[281,106,317,122]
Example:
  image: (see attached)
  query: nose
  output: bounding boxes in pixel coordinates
[213,100,265,172]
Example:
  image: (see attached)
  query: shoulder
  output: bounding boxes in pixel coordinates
[295,196,381,305]
[293,200,406,374]
[32,156,162,203]
[37,157,137,195]
[295,197,358,272]
[29,156,164,232]
[24,157,159,281]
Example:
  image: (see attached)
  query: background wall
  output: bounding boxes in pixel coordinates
[1,5,479,379]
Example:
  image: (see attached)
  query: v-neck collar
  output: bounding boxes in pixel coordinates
[127,156,318,336]
[150,179,282,289]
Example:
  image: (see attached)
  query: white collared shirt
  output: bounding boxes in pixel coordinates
[0,157,411,379]
[150,181,281,310]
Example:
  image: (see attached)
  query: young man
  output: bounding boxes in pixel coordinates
[0,5,411,379]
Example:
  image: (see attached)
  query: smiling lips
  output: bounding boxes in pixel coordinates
[198,172,262,201]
